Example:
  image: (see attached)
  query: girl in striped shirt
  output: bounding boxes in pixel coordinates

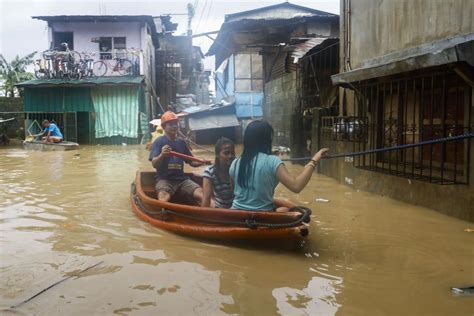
[202,137,235,209]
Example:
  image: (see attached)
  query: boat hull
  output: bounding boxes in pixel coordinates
[130,171,310,241]
[23,140,79,151]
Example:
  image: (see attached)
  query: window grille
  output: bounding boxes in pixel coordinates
[322,116,368,142]
[346,69,471,185]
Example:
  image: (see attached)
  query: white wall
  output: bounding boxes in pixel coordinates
[49,20,155,82]
[50,21,143,53]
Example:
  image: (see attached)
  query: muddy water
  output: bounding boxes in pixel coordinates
[0,145,473,315]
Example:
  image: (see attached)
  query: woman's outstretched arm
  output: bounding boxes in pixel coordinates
[276,148,329,193]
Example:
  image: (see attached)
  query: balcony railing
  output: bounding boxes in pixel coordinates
[34,49,146,80]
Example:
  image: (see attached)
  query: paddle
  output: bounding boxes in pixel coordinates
[169,151,211,164]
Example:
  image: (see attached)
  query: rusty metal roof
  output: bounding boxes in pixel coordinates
[207,15,337,58]
[290,37,338,63]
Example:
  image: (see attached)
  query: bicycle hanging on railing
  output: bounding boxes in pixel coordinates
[34,47,142,79]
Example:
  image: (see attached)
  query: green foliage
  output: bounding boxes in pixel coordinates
[0,52,36,97]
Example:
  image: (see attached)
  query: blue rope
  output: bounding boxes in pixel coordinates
[282,133,474,162]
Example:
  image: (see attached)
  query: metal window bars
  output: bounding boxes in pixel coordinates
[323,69,471,185]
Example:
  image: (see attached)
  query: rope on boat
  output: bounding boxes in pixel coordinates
[178,131,215,154]
[282,132,474,162]
[131,183,311,229]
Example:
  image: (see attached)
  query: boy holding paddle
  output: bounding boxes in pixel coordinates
[149,111,210,204]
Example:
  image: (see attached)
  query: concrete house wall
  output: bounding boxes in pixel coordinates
[48,21,155,86]
[344,0,474,69]
[327,0,474,222]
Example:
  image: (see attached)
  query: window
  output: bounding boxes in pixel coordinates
[234,53,263,92]
[99,37,126,60]
[325,70,471,185]
[53,32,73,50]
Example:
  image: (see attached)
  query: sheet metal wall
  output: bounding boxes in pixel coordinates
[24,87,94,112]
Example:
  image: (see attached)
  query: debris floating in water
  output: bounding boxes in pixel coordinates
[464,228,474,233]
[344,177,353,185]
[451,285,474,295]
[315,198,330,203]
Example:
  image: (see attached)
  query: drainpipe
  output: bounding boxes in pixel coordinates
[346,0,352,71]
[341,0,346,72]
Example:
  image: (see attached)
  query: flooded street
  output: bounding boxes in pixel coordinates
[1,145,473,315]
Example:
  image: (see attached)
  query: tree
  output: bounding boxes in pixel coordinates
[0,52,36,97]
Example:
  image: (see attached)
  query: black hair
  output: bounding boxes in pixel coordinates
[214,137,234,181]
[237,120,273,188]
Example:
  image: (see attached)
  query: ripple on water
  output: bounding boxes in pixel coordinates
[319,228,454,294]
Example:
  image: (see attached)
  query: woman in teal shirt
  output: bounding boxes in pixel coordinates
[229,120,328,211]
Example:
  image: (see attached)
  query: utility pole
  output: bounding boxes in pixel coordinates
[187,3,195,36]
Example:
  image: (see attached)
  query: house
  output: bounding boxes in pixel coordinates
[17,15,160,144]
[328,0,474,221]
[207,2,339,151]
[155,26,211,110]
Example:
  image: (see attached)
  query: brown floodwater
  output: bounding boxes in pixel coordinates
[0,145,473,315]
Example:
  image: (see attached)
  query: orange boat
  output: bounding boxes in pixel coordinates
[130,171,312,241]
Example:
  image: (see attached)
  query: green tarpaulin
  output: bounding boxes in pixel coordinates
[91,86,140,139]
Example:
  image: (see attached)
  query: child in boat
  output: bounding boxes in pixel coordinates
[202,137,235,209]
[149,111,209,204]
[229,120,329,211]
[41,120,63,143]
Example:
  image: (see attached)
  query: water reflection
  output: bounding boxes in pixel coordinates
[273,275,342,315]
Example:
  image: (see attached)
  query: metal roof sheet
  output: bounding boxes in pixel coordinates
[188,113,240,131]
[225,2,337,22]
[291,37,328,63]
[17,76,145,87]
[207,15,338,57]
[332,33,474,84]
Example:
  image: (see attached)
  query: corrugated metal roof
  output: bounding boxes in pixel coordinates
[207,15,338,58]
[332,33,474,84]
[17,76,145,87]
[188,113,239,131]
[291,37,337,63]
[23,87,95,112]
[225,2,337,22]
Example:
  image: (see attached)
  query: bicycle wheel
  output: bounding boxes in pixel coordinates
[118,59,133,76]
[68,51,81,64]
[93,61,107,77]
[34,70,45,79]
[42,49,56,60]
